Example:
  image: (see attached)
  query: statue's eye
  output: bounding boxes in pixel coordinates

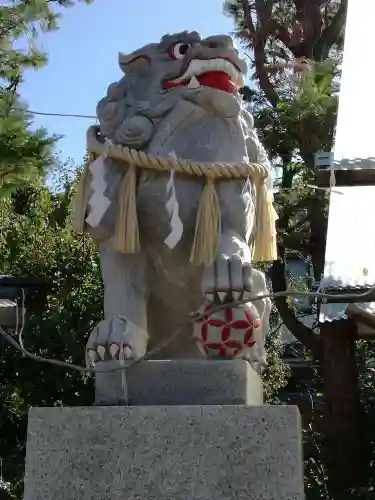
[169,42,192,60]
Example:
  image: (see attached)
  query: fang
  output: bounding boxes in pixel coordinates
[187,76,200,89]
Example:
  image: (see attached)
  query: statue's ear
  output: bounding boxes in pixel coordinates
[118,52,130,71]
[118,51,151,75]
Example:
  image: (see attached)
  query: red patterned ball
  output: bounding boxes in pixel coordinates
[193,301,261,358]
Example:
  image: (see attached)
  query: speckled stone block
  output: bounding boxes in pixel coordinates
[24,405,304,500]
[95,359,263,406]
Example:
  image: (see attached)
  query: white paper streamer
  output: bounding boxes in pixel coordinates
[85,154,111,228]
[164,166,183,249]
[243,177,255,243]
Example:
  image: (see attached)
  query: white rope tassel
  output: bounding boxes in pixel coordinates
[243,177,255,244]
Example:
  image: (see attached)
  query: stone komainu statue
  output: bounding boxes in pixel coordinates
[71,32,277,368]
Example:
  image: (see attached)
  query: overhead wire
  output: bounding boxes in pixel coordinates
[17,109,96,119]
[2,285,375,374]
[15,108,339,194]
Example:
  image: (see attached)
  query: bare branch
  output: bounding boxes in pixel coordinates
[251,0,280,106]
[314,0,348,59]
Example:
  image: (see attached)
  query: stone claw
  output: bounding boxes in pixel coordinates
[202,254,252,305]
[86,315,148,365]
[109,343,120,359]
[121,345,133,359]
[87,348,99,364]
[97,345,106,360]
[217,291,228,303]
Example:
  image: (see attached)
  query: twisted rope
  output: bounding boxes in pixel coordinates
[86,126,270,181]
[72,126,277,264]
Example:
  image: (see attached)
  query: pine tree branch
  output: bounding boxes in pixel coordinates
[5,75,20,93]
[276,196,307,227]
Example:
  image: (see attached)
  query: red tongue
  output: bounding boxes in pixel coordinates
[197,71,236,94]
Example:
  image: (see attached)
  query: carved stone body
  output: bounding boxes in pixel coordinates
[84,32,272,366]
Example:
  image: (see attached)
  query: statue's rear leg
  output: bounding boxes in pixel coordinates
[86,240,149,364]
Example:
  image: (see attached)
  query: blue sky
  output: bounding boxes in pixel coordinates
[20,0,241,166]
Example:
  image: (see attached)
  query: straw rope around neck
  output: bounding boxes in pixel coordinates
[72,125,278,264]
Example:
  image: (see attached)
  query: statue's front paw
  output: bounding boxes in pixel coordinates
[202,254,252,304]
[86,315,148,365]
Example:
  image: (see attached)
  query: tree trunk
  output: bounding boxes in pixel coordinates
[271,255,322,359]
[271,158,323,359]
[320,319,364,492]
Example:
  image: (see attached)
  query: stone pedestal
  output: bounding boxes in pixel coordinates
[23,361,304,500]
[95,359,263,405]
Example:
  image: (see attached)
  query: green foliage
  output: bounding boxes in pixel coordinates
[0,177,102,500]
[0,3,96,495]
[250,264,291,401]
[303,341,375,500]
[262,302,291,402]
[246,62,338,172]
[0,100,58,198]
[352,341,375,498]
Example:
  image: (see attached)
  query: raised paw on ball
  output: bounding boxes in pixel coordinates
[202,254,253,305]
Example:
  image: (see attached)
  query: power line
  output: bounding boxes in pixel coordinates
[26,109,96,119]
[2,285,375,374]
[16,109,337,194]
[10,108,96,119]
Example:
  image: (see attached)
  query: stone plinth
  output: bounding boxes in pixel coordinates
[95,359,263,406]
[24,405,304,500]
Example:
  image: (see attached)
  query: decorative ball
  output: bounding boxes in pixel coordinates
[193,301,261,359]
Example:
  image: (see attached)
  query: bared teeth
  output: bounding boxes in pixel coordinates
[97,345,106,360]
[109,343,120,358]
[87,349,98,363]
[173,58,245,89]
[187,76,200,89]
[217,291,227,303]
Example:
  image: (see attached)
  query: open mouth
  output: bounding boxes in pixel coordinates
[163,58,245,95]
